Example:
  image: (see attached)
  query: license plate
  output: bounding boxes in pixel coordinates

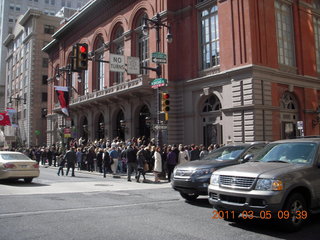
[20,165,28,168]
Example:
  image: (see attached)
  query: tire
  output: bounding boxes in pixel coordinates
[282,193,308,232]
[24,178,33,183]
[180,192,199,201]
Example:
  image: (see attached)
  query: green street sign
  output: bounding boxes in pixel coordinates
[152,52,167,64]
[150,78,167,89]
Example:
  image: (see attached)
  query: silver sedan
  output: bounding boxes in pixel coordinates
[0,151,40,183]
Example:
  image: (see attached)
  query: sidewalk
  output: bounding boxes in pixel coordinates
[42,164,169,184]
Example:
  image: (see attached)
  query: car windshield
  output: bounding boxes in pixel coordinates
[202,146,247,161]
[255,142,317,164]
[0,153,31,161]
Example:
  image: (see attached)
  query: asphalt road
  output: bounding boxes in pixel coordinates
[0,166,319,240]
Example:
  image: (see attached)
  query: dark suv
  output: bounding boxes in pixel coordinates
[208,138,320,231]
[171,142,266,201]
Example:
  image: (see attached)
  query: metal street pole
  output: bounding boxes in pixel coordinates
[142,13,172,147]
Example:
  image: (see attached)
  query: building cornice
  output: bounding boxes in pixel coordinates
[3,34,14,46]
[19,8,42,26]
[52,0,99,39]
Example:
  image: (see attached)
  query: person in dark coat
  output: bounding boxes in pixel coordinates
[86,147,96,172]
[64,147,77,177]
[125,144,138,182]
[190,144,200,161]
[166,147,177,182]
[136,146,146,183]
[96,148,104,173]
[103,149,111,178]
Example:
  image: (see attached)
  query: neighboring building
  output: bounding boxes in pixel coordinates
[43,0,320,147]
[3,9,62,147]
[0,0,91,110]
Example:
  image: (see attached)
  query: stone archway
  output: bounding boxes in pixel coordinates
[280,92,299,139]
[115,110,125,140]
[81,117,88,141]
[138,105,151,140]
[200,94,222,146]
[96,113,105,140]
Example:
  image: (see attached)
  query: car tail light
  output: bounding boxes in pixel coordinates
[4,163,16,168]
[33,163,39,169]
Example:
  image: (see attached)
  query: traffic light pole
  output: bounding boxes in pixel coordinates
[142,13,172,147]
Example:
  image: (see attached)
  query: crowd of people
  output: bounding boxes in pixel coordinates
[12,136,220,183]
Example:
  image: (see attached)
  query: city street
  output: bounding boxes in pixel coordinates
[0,167,319,240]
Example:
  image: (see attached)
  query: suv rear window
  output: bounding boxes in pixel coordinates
[255,142,317,164]
[203,146,247,161]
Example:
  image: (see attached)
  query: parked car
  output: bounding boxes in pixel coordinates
[208,138,320,231]
[0,151,40,183]
[171,142,266,201]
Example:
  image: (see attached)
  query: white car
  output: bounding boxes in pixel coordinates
[0,151,40,183]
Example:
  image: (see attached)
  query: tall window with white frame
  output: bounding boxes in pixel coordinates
[111,26,124,84]
[200,3,219,70]
[136,13,149,75]
[314,16,320,72]
[94,36,105,91]
[275,0,295,67]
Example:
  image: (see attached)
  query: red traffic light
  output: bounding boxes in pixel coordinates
[79,45,87,53]
[163,93,170,99]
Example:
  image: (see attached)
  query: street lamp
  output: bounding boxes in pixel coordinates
[9,95,27,147]
[142,13,173,146]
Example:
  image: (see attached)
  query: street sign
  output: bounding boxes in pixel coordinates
[297,121,303,130]
[152,52,167,64]
[154,124,168,130]
[64,128,71,138]
[150,78,167,89]
[110,53,125,72]
[127,56,140,75]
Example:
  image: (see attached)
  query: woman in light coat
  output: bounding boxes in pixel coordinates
[178,144,190,165]
[153,146,162,183]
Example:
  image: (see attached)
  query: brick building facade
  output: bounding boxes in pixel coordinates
[43,0,320,146]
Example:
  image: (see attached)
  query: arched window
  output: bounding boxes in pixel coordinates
[93,35,105,91]
[202,95,221,113]
[111,25,124,85]
[54,65,59,104]
[280,92,299,139]
[280,92,297,110]
[200,4,219,69]
[135,13,149,75]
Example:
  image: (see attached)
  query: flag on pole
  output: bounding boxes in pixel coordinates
[54,86,69,116]
[0,111,11,126]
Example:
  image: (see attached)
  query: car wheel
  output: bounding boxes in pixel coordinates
[179,192,199,201]
[282,193,308,231]
[24,178,33,183]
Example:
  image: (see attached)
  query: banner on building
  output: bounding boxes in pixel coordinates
[54,86,69,116]
[6,108,17,127]
[0,111,11,126]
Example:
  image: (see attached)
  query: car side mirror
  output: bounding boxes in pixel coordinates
[242,154,254,163]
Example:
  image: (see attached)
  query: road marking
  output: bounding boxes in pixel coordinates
[0,199,180,218]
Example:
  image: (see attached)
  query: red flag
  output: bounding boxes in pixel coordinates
[54,86,69,116]
[0,111,11,126]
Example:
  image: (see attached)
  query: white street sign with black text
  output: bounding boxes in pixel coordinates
[110,53,125,73]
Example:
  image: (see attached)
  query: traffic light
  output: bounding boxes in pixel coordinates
[72,43,88,71]
[161,92,170,112]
